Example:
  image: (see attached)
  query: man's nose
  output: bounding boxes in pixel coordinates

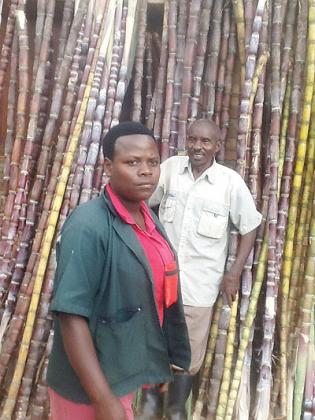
[193,140,202,149]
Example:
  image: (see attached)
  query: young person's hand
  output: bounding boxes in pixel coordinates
[94,395,126,420]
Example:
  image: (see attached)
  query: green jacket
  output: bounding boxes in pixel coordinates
[47,190,191,403]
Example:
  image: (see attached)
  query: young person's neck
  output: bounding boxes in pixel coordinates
[119,198,142,216]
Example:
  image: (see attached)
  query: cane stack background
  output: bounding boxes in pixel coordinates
[0,0,314,419]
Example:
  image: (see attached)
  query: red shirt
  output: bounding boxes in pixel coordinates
[106,184,174,325]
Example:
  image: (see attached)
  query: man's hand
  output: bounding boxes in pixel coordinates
[220,269,241,307]
[94,395,126,420]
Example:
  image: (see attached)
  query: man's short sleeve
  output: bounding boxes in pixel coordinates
[149,159,168,207]
[50,211,106,319]
[229,174,262,235]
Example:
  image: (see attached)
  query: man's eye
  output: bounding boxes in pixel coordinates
[150,160,159,166]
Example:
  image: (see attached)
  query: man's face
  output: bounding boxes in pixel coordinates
[186,122,221,170]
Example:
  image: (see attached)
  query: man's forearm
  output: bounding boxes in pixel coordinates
[230,228,257,275]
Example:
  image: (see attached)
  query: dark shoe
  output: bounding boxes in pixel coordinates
[165,374,194,420]
[136,387,164,420]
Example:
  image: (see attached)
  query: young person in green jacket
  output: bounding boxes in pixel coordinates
[47,122,191,420]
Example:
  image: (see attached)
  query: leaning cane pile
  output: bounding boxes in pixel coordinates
[0,0,314,419]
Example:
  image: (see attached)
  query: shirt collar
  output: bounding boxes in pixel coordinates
[179,156,217,184]
[105,184,156,233]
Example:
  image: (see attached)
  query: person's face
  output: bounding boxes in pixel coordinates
[186,122,221,170]
[104,134,160,203]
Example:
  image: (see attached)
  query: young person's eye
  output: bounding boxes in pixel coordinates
[150,160,160,166]
[127,160,138,166]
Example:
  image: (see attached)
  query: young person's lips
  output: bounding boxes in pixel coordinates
[136,183,154,188]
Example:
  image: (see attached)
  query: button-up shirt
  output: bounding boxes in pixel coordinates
[149,156,262,307]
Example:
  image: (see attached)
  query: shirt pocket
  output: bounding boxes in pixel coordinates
[197,203,229,239]
[95,307,146,385]
[161,194,177,223]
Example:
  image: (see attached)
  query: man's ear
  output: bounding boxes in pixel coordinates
[215,139,222,153]
[104,157,113,177]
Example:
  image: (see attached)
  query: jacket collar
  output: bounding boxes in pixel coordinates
[101,189,176,281]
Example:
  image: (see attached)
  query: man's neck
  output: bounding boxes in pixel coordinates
[190,159,214,180]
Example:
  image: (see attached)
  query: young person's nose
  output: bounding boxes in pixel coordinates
[139,161,152,175]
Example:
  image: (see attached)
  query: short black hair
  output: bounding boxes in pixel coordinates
[102,121,156,160]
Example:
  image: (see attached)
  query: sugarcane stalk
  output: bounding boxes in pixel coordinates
[253,2,282,416]
[279,1,315,415]
[132,0,147,121]
[217,17,236,163]
[1,32,18,207]
[203,0,224,120]
[88,45,113,202]
[101,0,124,132]
[215,297,238,419]
[160,0,177,160]
[302,305,315,419]
[177,0,202,151]
[26,329,54,419]
[285,92,315,420]
[13,248,54,418]
[111,0,141,127]
[0,0,4,28]
[231,0,245,83]
[144,33,153,123]
[277,73,292,197]
[0,10,105,418]
[32,0,46,84]
[214,5,230,126]
[169,0,188,154]
[207,304,233,418]
[190,0,213,121]
[287,90,315,336]
[148,0,168,138]
[0,7,30,298]
[193,297,223,420]
[0,0,19,98]
[236,0,267,180]
[55,0,75,76]
[225,239,268,419]
[292,177,315,420]
[244,0,257,54]
[279,0,298,108]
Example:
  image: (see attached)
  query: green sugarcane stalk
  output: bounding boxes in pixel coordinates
[292,176,315,420]
[215,297,238,419]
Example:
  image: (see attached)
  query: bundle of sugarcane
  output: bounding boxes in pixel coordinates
[1,0,315,419]
[0,0,142,417]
